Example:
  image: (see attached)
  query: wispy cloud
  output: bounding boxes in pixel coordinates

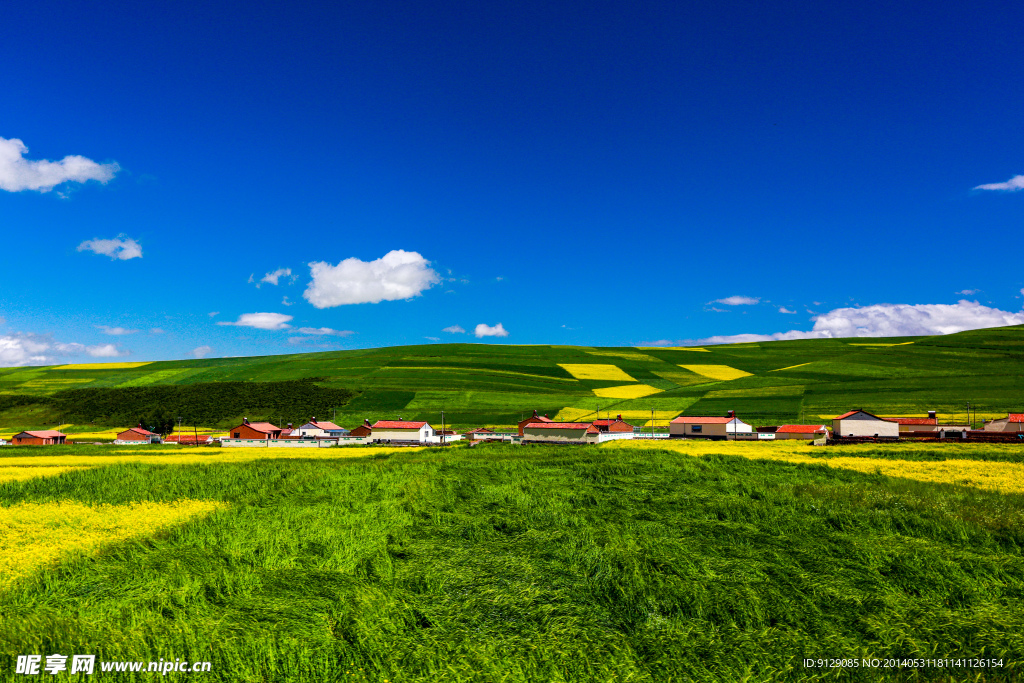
[0,136,119,193]
[208,311,219,318]
[474,323,509,338]
[295,327,353,337]
[190,345,212,358]
[778,307,796,314]
[96,325,140,336]
[77,234,142,260]
[425,336,440,341]
[304,250,441,308]
[216,312,293,330]
[710,296,760,306]
[674,300,1024,345]
[0,332,130,366]
[974,175,1024,191]
[86,343,128,358]
[149,328,165,335]
[956,289,979,295]
[259,268,293,287]
[442,325,465,334]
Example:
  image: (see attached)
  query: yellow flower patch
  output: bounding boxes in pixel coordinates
[679,364,752,381]
[0,499,225,589]
[0,467,92,484]
[51,362,153,370]
[603,441,1024,495]
[0,446,419,469]
[634,346,710,352]
[558,364,636,382]
[592,384,663,399]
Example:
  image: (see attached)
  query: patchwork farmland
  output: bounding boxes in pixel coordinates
[2,324,1024,436]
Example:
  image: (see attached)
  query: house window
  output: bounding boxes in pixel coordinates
[233,432,240,438]
[692,425,702,433]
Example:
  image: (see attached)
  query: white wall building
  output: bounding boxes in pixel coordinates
[370,420,434,443]
[832,410,899,438]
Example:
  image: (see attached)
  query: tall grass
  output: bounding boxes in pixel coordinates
[0,445,1022,681]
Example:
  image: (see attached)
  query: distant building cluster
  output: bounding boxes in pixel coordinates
[3,410,1023,448]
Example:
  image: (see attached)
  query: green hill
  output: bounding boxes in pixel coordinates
[2,325,1024,432]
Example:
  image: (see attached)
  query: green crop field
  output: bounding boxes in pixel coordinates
[1,442,1023,681]
[1,325,1023,434]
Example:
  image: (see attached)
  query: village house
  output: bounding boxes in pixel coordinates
[521,422,600,444]
[983,413,1024,433]
[774,424,830,440]
[592,415,634,433]
[11,430,67,445]
[832,410,899,438]
[228,418,283,440]
[371,420,434,443]
[894,412,939,433]
[518,410,552,436]
[294,418,349,438]
[669,412,753,439]
[115,424,161,444]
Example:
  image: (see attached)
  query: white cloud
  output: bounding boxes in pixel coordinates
[304,250,441,308]
[974,175,1024,191]
[474,322,509,338]
[190,345,212,358]
[149,328,165,335]
[217,312,293,330]
[86,343,128,358]
[425,336,440,341]
[281,296,293,306]
[260,268,293,286]
[96,325,139,335]
[778,307,796,314]
[295,327,353,337]
[77,234,142,260]
[685,300,1024,345]
[957,289,979,295]
[710,296,760,306]
[208,311,219,317]
[0,333,129,366]
[442,325,465,334]
[0,136,119,193]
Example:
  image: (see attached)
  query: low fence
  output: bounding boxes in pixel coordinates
[221,437,371,448]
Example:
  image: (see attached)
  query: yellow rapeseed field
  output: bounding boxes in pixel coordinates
[0,467,91,484]
[603,440,1024,495]
[558,364,636,382]
[0,446,420,470]
[51,362,153,370]
[678,364,753,381]
[634,346,710,352]
[592,384,663,399]
[0,500,225,589]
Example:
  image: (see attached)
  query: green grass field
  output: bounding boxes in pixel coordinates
[1,442,1023,681]
[1,324,1023,432]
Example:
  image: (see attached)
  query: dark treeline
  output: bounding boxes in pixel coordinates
[21,379,355,430]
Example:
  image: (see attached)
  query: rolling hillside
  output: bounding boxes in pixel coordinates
[2,325,1024,433]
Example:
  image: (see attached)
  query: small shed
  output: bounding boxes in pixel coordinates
[349,419,373,437]
[12,430,67,445]
[774,424,830,440]
[592,415,634,433]
[832,410,899,438]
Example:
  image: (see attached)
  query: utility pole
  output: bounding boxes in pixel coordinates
[441,407,446,448]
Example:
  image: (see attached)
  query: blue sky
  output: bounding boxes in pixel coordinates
[1,0,1023,365]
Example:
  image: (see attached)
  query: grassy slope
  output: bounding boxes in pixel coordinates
[0,444,1022,682]
[1,325,1023,431]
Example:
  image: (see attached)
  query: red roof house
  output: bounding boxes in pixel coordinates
[592,414,634,433]
[227,418,282,440]
[12,430,67,445]
[116,424,160,443]
[775,424,830,439]
[518,410,553,436]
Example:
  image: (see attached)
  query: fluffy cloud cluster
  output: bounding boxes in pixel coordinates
[217,312,293,330]
[77,235,143,260]
[304,250,441,308]
[710,296,760,306]
[474,323,509,338]
[670,300,1024,345]
[974,175,1024,191]
[0,136,119,192]
[0,333,128,367]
